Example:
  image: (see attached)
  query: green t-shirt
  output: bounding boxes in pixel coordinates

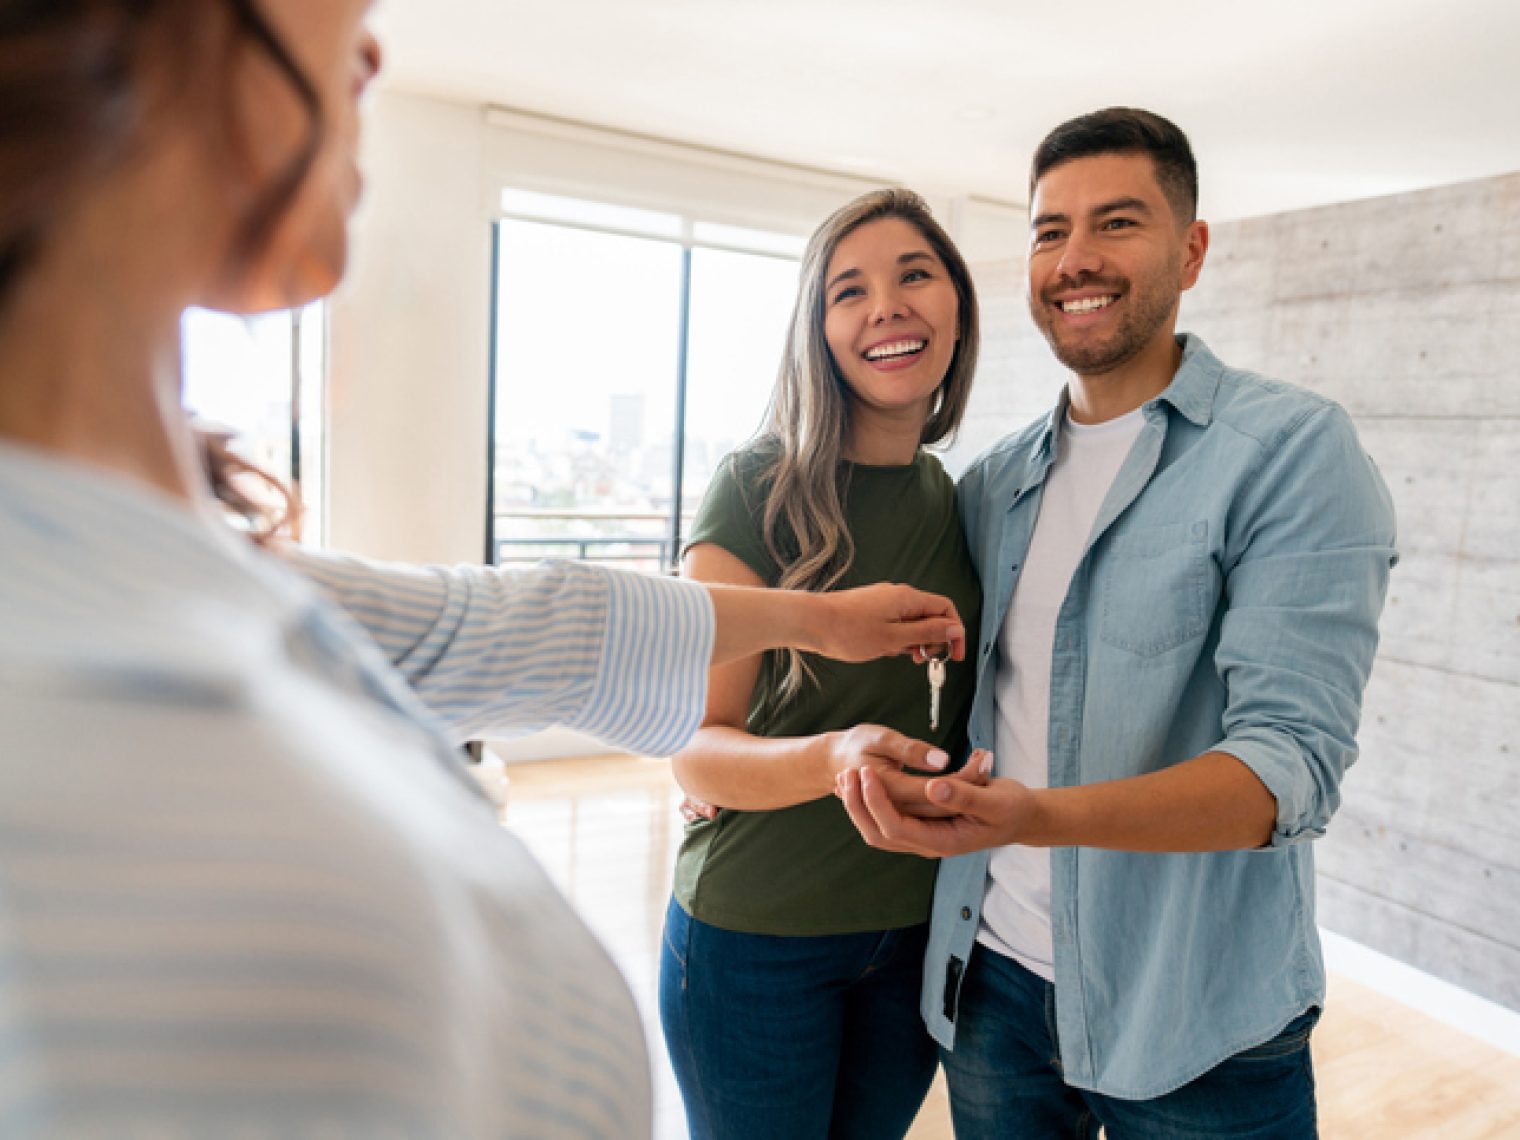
[674,444,982,936]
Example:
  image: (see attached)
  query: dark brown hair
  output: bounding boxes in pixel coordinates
[1030,107,1199,223]
[198,425,303,543]
[0,0,324,313]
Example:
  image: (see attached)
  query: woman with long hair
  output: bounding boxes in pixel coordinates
[0,5,970,1135]
[659,188,988,1139]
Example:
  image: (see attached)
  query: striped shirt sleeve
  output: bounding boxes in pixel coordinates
[285,549,714,756]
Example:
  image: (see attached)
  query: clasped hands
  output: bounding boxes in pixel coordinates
[834,748,1040,858]
[790,586,1037,854]
[680,722,1040,860]
[677,724,985,824]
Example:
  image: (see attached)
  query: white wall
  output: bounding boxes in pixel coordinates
[328,92,494,564]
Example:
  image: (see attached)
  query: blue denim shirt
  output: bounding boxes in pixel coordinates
[924,335,1397,1099]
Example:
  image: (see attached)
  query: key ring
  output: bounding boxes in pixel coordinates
[920,643,950,665]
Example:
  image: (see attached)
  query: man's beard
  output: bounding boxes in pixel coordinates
[1031,275,1177,376]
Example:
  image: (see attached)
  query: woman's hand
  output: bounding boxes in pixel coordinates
[811,583,968,664]
[823,724,951,783]
[705,579,965,668]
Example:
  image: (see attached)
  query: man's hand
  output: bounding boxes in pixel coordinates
[810,583,967,664]
[836,757,1039,857]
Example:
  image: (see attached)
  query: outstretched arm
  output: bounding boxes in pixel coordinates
[705,578,965,668]
[285,548,714,754]
[286,546,964,760]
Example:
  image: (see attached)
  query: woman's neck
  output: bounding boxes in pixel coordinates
[0,162,216,506]
[0,247,202,505]
[842,404,925,466]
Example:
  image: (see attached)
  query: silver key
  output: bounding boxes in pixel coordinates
[926,652,948,731]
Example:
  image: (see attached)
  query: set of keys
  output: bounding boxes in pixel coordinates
[922,644,949,731]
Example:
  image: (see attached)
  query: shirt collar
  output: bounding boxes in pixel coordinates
[1152,332,1223,428]
[1035,331,1222,455]
[1012,332,1220,496]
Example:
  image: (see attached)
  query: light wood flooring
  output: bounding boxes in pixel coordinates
[495,754,1520,1139]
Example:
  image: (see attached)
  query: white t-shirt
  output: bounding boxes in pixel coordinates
[977,408,1145,980]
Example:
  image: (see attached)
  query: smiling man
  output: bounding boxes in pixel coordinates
[838,108,1399,1137]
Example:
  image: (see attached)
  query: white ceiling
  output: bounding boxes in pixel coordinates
[372,0,1520,221]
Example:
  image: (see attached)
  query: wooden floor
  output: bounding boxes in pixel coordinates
[494,754,1520,1139]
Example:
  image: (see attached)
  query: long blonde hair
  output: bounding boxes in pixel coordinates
[758,188,979,705]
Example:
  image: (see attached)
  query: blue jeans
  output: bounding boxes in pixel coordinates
[659,898,938,1140]
[943,947,1319,1139]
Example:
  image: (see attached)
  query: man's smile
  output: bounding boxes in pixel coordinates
[1056,294,1119,314]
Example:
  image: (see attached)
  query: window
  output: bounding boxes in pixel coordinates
[181,303,327,543]
[490,192,802,572]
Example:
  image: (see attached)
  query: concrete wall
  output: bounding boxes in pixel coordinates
[945,173,1520,1011]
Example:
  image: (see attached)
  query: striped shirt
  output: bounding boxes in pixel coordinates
[0,440,713,1138]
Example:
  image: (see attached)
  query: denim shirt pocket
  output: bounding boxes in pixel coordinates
[1099,521,1211,657]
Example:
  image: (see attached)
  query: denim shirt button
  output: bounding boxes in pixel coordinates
[960,907,972,921]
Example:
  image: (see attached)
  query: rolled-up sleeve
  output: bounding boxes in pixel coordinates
[1211,404,1398,847]
[287,549,715,756]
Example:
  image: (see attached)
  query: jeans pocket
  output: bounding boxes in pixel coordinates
[1099,521,1212,657]
[1233,1007,1321,1063]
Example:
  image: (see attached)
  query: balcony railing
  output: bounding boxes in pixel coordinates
[492,508,697,572]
